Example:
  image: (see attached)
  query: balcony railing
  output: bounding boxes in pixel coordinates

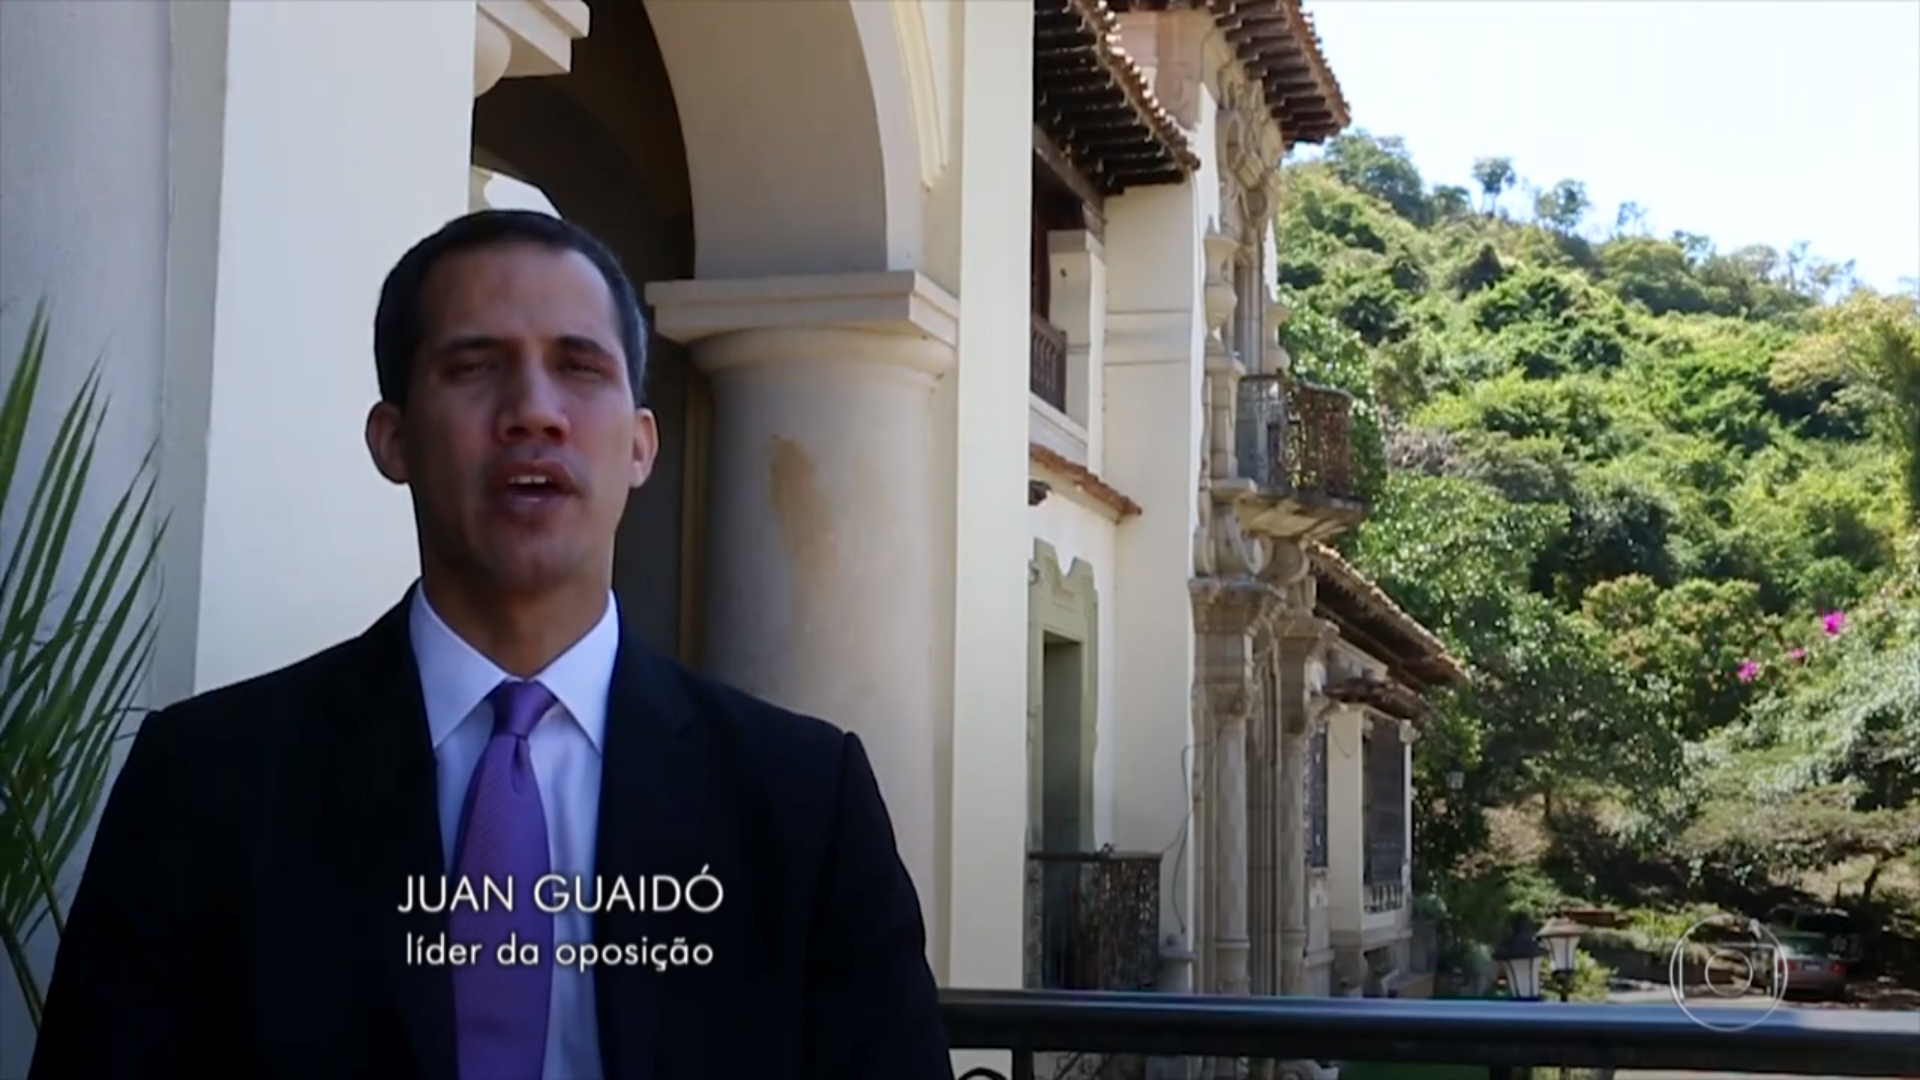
[1365,880,1407,914]
[1030,313,1069,412]
[1025,851,1161,993]
[942,990,1920,1080]
[1235,375,1359,501]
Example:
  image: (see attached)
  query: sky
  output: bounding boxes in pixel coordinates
[1300,0,1920,294]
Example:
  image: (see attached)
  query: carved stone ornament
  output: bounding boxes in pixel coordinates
[1211,503,1270,579]
[1202,230,1240,338]
[1214,74,1273,203]
[1209,684,1254,727]
[1264,297,1292,374]
[1262,538,1311,588]
[1194,488,1217,576]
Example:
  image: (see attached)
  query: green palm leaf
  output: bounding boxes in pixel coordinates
[0,299,166,1030]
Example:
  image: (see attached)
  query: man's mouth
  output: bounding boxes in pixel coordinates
[490,460,576,512]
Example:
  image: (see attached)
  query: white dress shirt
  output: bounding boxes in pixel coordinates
[409,583,618,1080]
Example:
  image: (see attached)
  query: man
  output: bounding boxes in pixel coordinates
[31,210,954,1080]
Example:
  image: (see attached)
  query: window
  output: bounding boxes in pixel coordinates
[1362,727,1406,885]
[1306,723,1329,869]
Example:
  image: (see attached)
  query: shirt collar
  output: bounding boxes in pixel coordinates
[407,581,619,753]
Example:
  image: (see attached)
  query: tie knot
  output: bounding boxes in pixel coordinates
[488,679,556,740]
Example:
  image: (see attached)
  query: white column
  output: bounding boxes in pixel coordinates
[649,271,960,966]
[1102,181,1206,959]
[943,0,1035,1002]
[1037,229,1106,466]
[1400,720,1418,899]
[1326,705,1366,939]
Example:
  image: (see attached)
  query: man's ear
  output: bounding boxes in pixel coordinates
[366,401,410,485]
[630,407,659,489]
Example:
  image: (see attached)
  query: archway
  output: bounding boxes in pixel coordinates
[473,14,698,657]
[472,0,928,664]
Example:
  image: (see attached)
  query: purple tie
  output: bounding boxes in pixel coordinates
[450,679,557,1080]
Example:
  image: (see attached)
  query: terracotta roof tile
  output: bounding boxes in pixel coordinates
[1030,443,1144,519]
[1307,540,1466,687]
[1036,0,1200,193]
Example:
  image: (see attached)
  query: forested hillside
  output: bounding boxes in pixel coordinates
[1276,132,1920,967]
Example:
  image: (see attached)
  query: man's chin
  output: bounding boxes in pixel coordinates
[472,546,592,597]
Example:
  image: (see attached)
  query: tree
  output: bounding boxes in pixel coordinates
[1323,130,1432,226]
[1774,291,1920,524]
[1277,133,1914,917]
[1613,201,1650,237]
[1470,156,1516,216]
[1679,786,1920,900]
[1431,184,1473,221]
[1534,180,1590,235]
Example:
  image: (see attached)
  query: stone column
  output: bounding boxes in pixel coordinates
[1212,695,1252,997]
[1274,629,1320,996]
[648,271,960,961]
[1193,578,1282,999]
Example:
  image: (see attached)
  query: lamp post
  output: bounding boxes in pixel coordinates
[1539,916,1585,1002]
[1491,916,1547,1002]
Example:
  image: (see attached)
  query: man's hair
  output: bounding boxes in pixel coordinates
[373,209,649,408]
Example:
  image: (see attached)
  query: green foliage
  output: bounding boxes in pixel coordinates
[1279,131,1919,917]
[0,302,166,1029]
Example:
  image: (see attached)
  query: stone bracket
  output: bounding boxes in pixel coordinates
[646,271,961,350]
[474,0,588,99]
[481,0,589,79]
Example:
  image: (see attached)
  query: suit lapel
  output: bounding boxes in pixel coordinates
[593,624,699,1080]
[332,596,459,1080]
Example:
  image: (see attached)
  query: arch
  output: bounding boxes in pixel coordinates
[472,23,700,660]
[642,0,928,279]
[468,0,935,659]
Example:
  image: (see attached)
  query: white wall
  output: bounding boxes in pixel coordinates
[1102,156,1210,952]
[1028,497,1120,845]
[0,6,172,1070]
[0,1,478,1067]
[180,0,478,693]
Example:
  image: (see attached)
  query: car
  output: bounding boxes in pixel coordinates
[1768,904,1865,964]
[1765,931,1850,1002]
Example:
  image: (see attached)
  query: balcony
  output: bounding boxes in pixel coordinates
[1030,313,1069,413]
[942,990,1920,1079]
[1024,850,1162,993]
[1233,375,1366,539]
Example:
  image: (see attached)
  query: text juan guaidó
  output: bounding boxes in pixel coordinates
[398,870,724,914]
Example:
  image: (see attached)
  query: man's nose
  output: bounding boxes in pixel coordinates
[498,352,568,438]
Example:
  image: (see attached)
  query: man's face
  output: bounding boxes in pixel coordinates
[365,241,656,595]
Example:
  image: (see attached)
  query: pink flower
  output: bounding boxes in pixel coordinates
[1822,610,1846,636]
[1737,660,1761,682]
[1786,647,1806,661]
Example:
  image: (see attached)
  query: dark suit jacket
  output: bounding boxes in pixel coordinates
[31,596,954,1080]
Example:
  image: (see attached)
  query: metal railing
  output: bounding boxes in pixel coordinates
[943,989,1920,1080]
[1024,851,1162,993]
[1234,376,1359,502]
[1030,313,1069,412]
